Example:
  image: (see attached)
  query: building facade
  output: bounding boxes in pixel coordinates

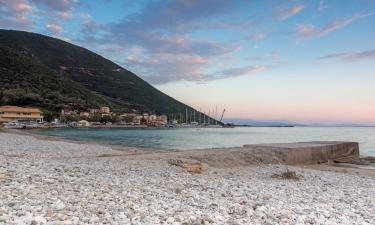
[0,105,44,123]
[100,107,110,114]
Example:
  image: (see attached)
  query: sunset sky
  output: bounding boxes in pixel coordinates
[1,0,375,124]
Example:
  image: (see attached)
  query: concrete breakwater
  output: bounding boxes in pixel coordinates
[244,141,360,164]
[158,141,362,169]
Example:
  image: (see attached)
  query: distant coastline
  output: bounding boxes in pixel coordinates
[234,125,295,127]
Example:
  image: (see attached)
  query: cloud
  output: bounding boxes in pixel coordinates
[0,0,34,28]
[113,0,246,33]
[46,23,63,34]
[57,11,72,19]
[320,49,375,61]
[247,52,280,61]
[278,4,304,20]
[219,65,269,77]
[78,0,251,84]
[123,51,270,84]
[0,0,78,35]
[124,53,211,84]
[246,33,266,40]
[296,13,373,38]
[29,0,76,12]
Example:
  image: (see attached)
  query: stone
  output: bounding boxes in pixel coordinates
[52,200,66,211]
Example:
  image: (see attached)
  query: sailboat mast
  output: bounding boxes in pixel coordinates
[215,106,218,125]
[199,108,202,124]
[208,110,211,125]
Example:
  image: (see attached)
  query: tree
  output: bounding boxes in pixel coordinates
[123,115,134,123]
[140,117,147,125]
[89,113,102,122]
[43,110,57,122]
[101,115,112,123]
[0,89,4,105]
[60,114,80,123]
[111,115,120,123]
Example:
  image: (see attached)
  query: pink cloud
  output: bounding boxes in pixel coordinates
[58,11,72,20]
[278,4,304,20]
[14,2,33,13]
[46,23,63,34]
[320,49,375,61]
[29,0,76,12]
[0,0,34,28]
[296,13,373,38]
[246,33,266,40]
[220,65,269,78]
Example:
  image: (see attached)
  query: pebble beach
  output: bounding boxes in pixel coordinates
[0,131,374,225]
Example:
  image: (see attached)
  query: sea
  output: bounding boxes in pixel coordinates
[32,126,375,156]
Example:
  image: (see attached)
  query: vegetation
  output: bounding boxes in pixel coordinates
[0,29,202,117]
[271,169,301,180]
[0,46,109,119]
[59,113,120,124]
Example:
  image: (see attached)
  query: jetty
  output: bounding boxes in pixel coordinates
[244,141,359,165]
[162,141,362,168]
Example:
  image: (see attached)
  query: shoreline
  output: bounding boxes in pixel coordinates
[4,128,375,175]
[0,131,374,224]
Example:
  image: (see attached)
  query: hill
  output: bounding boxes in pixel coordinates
[0,29,204,119]
[0,46,110,120]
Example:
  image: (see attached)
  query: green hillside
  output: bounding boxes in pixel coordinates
[0,29,202,117]
[0,46,112,120]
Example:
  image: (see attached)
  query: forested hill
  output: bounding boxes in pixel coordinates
[0,29,198,116]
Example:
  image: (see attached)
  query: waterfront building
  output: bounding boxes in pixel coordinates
[0,105,44,123]
[148,114,157,122]
[77,120,90,127]
[156,115,168,124]
[134,115,143,125]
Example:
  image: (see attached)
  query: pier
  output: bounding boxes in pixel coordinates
[168,141,361,167]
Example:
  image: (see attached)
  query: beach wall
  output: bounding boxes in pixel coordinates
[245,142,360,165]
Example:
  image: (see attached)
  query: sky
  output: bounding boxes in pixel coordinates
[1,0,375,124]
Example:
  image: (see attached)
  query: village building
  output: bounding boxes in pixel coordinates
[89,108,99,114]
[134,115,143,125]
[99,106,111,117]
[119,113,139,118]
[61,107,74,115]
[77,120,90,127]
[148,115,168,126]
[0,105,44,123]
[100,107,110,114]
[148,114,157,122]
[79,112,90,117]
[157,115,168,124]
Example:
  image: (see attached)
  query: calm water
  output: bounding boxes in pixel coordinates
[33,127,375,156]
